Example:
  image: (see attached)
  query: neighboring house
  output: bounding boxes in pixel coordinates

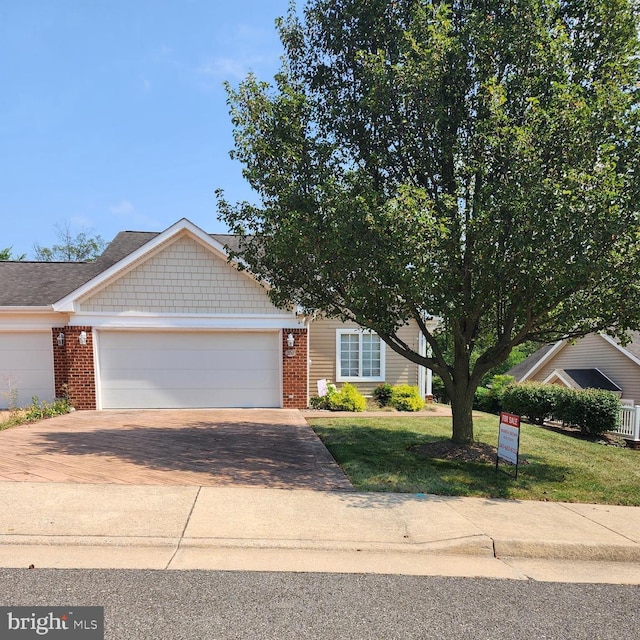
[507,333,640,404]
[0,218,433,410]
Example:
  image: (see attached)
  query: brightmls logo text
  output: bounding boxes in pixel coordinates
[0,607,103,639]
[7,611,67,635]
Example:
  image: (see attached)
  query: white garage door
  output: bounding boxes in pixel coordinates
[0,332,55,409]
[98,331,281,409]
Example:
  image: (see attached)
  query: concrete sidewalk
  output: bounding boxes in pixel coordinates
[1,482,639,584]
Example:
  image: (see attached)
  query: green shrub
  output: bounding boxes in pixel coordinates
[576,389,620,436]
[389,385,425,412]
[309,382,338,410]
[502,382,621,436]
[431,376,449,404]
[550,387,582,425]
[25,396,71,421]
[475,374,516,415]
[373,383,393,407]
[309,395,328,409]
[553,388,620,436]
[491,374,516,395]
[502,382,556,424]
[328,383,367,412]
[474,386,498,414]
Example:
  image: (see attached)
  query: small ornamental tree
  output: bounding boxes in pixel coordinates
[218,0,640,444]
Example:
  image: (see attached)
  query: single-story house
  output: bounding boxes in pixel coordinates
[508,332,640,404]
[0,218,434,410]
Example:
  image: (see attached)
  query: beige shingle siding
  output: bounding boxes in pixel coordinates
[78,235,283,315]
[530,334,640,403]
[309,317,421,396]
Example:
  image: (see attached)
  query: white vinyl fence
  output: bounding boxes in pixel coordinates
[614,405,640,442]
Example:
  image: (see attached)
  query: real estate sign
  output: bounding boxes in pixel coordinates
[496,412,521,478]
[317,379,329,397]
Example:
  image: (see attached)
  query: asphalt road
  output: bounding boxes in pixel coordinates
[0,569,638,639]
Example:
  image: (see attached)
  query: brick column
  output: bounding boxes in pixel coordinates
[63,326,97,410]
[282,328,308,409]
[52,328,68,399]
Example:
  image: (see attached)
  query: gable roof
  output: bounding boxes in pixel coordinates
[508,333,640,382]
[506,342,559,381]
[0,219,247,308]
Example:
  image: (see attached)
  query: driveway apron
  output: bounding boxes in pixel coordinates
[0,409,352,490]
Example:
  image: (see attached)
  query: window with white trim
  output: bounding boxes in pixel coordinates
[336,330,385,381]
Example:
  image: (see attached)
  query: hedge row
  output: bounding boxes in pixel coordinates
[501,382,620,436]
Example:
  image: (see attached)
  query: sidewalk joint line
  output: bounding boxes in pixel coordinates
[557,502,640,545]
[165,485,202,569]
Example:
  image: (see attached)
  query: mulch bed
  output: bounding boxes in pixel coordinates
[408,440,499,464]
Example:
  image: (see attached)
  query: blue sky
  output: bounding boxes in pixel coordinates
[1,0,291,259]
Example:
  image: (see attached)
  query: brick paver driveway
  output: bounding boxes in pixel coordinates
[0,409,352,490]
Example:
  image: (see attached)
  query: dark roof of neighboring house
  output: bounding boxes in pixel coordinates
[563,368,622,392]
[506,343,557,381]
[0,229,243,307]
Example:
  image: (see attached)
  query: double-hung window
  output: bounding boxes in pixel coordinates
[336,330,385,382]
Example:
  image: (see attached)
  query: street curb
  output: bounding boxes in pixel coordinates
[493,539,640,563]
[1,534,639,564]
[0,534,494,556]
[178,535,495,556]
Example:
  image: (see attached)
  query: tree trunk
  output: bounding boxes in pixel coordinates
[450,381,476,445]
[445,329,478,445]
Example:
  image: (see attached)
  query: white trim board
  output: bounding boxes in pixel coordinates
[68,312,304,330]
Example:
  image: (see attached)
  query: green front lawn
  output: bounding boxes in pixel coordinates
[308,414,640,505]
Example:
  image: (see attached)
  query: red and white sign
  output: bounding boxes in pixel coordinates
[497,412,520,465]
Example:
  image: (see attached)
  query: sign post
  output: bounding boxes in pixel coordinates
[496,411,521,479]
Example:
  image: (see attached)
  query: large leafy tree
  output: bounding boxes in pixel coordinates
[218,0,640,444]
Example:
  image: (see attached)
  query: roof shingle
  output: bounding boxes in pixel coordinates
[0,228,242,307]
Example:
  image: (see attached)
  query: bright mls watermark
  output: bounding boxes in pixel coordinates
[0,607,103,639]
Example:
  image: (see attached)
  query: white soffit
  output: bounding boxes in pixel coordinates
[68,312,304,330]
[0,309,69,331]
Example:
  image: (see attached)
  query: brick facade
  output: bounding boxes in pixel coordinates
[282,328,308,409]
[51,326,96,410]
